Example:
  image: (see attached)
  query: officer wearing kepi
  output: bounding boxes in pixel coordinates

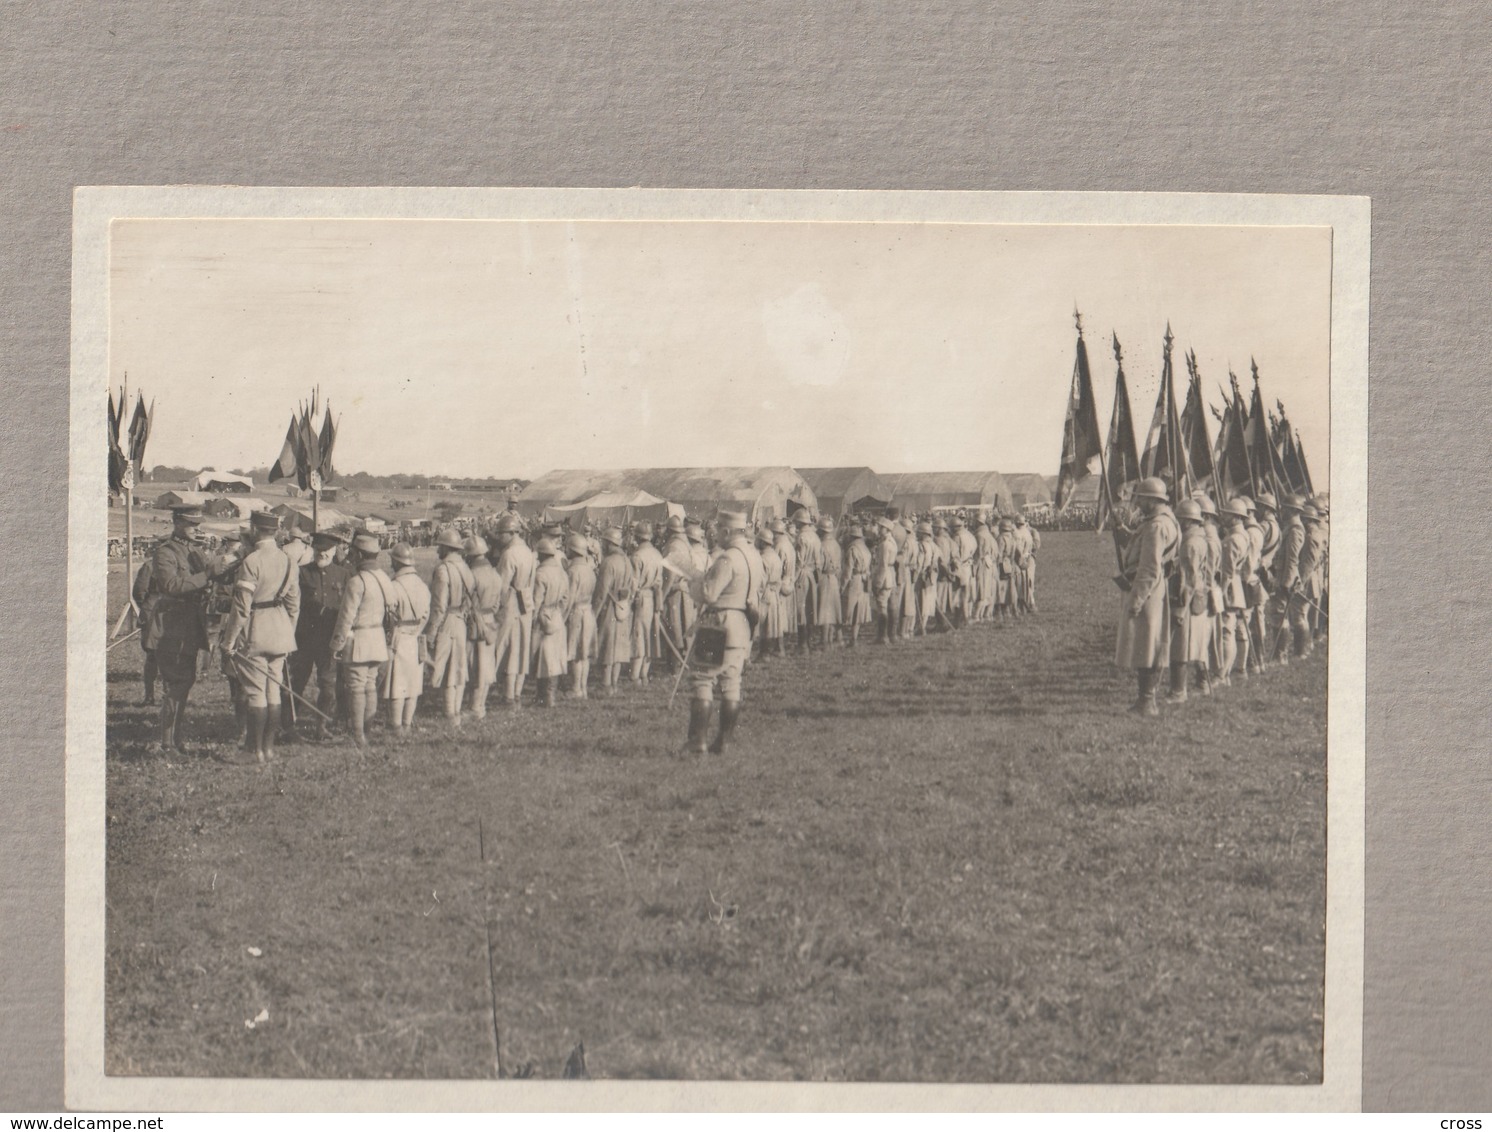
[681,509,764,756]
[218,510,301,764]
[144,505,213,753]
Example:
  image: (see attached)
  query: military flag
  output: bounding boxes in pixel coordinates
[267,415,302,483]
[317,405,338,484]
[1055,313,1105,513]
[1238,361,1281,501]
[1097,332,1142,532]
[1139,323,1188,503]
[1292,429,1316,496]
[1180,349,1215,497]
[1214,369,1253,502]
[107,389,128,495]
[127,395,154,469]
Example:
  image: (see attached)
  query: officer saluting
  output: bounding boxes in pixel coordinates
[218,510,301,764]
[681,509,764,756]
[144,505,213,753]
[1114,477,1180,716]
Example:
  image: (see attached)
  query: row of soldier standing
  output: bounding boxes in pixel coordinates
[132,500,1047,761]
[1115,476,1330,715]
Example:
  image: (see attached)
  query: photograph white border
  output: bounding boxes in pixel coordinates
[67,188,1368,1112]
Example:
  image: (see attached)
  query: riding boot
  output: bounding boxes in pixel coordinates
[709,698,741,755]
[347,690,367,748]
[1195,662,1212,697]
[245,704,268,759]
[142,652,158,705]
[262,707,278,761]
[683,698,713,754]
[1165,662,1189,704]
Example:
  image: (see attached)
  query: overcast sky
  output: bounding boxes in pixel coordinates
[109,219,1332,481]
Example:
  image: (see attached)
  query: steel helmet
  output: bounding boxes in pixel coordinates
[1224,498,1252,519]
[435,526,465,551]
[1255,491,1278,511]
[1134,476,1169,502]
[463,534,489,557]
[1175,499,1203,522]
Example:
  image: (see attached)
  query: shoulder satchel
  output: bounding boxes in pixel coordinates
[730,546,761,634]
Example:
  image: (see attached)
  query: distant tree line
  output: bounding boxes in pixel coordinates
[145,465,525,491]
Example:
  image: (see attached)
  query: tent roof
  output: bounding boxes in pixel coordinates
[884,471,1010,499]
[520,467,815,508]
[794,467,880,498]
[192,470,254,490]
[156,490,213,507]
[1002,473,1054,502]
[272,500,357,530]
[547,489,667,512]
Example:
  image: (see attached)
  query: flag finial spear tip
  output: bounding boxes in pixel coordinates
[1111,333,1123,363]
[1073,306,1083,335]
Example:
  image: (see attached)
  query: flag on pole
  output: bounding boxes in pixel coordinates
[1097,333,1142,531]
[318,406,337,484]
[1243,361,1287,501]
[1215,369,1253,502]
[1139,323,1188,503]
[1180,349,1215,494]
[127,395,153,469]
[107,389,128,495]
[268,415,302,483]
[1293,429,1315,496]
[1055,313,1105,513]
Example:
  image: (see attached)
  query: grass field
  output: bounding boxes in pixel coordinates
[103,531,1326,1083]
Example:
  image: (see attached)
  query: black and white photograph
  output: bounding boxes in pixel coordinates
[68,189,1366,1109]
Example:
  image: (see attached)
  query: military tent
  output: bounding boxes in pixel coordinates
[272,500,357,535]
[542,490,678,529]
[517,467,817,524]
[202,496,269,520]
[883,471,1013,516]
[192,470,254,493]
[154,489,214,510]
[794,467,889,519]
[1002,473,1055,511]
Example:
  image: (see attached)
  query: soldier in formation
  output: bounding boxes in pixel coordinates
[1112,478,1330,718]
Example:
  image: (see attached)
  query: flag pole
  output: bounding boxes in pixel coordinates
[121,374,138,634]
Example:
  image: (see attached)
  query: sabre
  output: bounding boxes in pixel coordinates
[222,648,336,725]
[106,627,141,652]
[667,622,700,711]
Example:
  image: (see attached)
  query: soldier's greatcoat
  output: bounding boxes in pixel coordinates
[1115,504,1180,668]
[816,535,843,626]
[1171,523,1213,665]
[593,548,635,665]
[842,537,872,625]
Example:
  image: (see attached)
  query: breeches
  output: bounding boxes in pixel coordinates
[237,654,287,709]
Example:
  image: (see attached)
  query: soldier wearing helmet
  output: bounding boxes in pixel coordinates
[383,542,430,736]
[1115,477,1180,716]
[814,515,843,647]
[592,526,635,696]
[1273,494,1309,663]
[840,522,873,646]
[424,525,476,728]
[530,535,571,708]
[1216,498,1255,685]
[771,517,798,653]
[490,511,536,705]
[563,531,598,698]
[1166,499,1212,703]
[328,533,396,751]
[464,534,501,719]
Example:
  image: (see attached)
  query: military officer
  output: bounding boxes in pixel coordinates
[383,542,430,737]
[682,510,765,756]
[424,526,476,728]
[288,530,352,741]
[1115,477,1180,716]
[628,520,665,684]
[465,535,502,718]
[564,531,598,698]
[593,526,635,696]
[130,546,158,706]
[218,510,301,763]
[491,512,536,705]
[841,522,873,646]
[1166,499,1212,703]
[328,533,397,750]
[144,505,213,753]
